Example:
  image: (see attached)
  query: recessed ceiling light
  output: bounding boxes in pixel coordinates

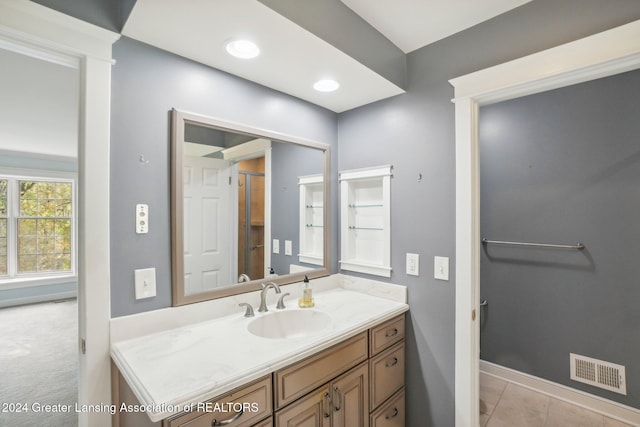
[225,39,260,59]
[313,79,340,92]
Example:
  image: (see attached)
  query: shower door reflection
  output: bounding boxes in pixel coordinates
[237,158,265,281]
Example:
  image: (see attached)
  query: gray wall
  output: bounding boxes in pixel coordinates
[270,141,325,275]
[110,37,337,317]
[337,1,640,425]
[479,69,640,408]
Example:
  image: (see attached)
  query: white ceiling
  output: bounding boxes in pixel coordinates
[340,0,531,53]
[123,0,530,113]
[0,48,78,159]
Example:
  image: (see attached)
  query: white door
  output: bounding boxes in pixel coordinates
[183,156,232,295]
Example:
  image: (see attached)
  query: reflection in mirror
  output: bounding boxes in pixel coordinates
[171,109,330,306]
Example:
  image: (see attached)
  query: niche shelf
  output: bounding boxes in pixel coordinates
[339,165,392,277]
[298,174,324,266]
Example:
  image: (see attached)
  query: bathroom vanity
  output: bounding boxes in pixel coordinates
[111,275,408,427]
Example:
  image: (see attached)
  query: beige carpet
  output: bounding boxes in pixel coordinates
[0,299,78,427]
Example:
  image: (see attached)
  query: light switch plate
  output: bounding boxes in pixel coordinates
[434,256,449,281]
[273,239,280,254]
[134,268,156,299]
[406,253,419,276]
[284,240,292,256]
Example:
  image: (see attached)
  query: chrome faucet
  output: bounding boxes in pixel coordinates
[258,282,281,312]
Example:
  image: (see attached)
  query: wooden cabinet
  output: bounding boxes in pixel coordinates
[274,314,405,427]
[114,314,406,427]
[275,362,368,427]
[368,315,406,425]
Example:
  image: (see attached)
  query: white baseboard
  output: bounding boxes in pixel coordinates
[0,291,76,308]
[480,360,640,426]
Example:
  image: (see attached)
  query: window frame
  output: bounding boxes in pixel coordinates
[0,168,77,289]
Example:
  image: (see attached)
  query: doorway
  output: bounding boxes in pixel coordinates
[237,157,266,281]
[451,21,640,427]
[0,2,119,425]
[0,46,79,426]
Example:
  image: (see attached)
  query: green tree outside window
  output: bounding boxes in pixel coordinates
[17,181,72,274]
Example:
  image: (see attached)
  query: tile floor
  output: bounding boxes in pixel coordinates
[480,373,635,427]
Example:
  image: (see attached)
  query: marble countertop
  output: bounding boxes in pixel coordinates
[111,280,408,422]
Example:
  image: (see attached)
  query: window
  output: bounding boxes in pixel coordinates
[0,174,75,282]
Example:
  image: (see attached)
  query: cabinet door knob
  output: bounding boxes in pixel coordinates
[385,357,399,367]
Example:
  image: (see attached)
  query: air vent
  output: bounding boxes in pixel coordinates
[570,353,626,395]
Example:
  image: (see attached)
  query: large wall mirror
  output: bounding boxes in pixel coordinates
[171,109,330,306]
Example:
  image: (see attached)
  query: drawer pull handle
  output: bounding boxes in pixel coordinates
[333,387,342,412]
[323,392,332,418]
[385,328,399,338]
[211,408,244,426]
[385,407,399,419]
[385,357,399,367]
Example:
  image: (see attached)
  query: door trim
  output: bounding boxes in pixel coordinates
[0,1,120,426]
[450,19,640,427]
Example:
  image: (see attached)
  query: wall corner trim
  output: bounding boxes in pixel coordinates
[0,0,120,63]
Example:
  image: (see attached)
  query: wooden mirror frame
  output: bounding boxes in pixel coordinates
[171,108,331,306]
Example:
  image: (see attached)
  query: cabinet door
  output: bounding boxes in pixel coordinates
[274,387,331,427]
[330,362,369,427]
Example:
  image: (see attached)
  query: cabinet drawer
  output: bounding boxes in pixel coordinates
[369,341,404,410]
[274,332,368,409]
[164,376,272,427]
[252,418,272,427]
[369,315,405,356]
[370,388,405,427]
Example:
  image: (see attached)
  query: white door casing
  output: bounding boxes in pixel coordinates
[0,1,120,426]
[450,19,640,427]
[183,156,232,294]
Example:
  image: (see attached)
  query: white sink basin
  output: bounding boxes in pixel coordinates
[247,309,331,339]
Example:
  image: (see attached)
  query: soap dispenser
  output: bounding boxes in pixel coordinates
[298,275,314,308]
[267,267,278,278]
